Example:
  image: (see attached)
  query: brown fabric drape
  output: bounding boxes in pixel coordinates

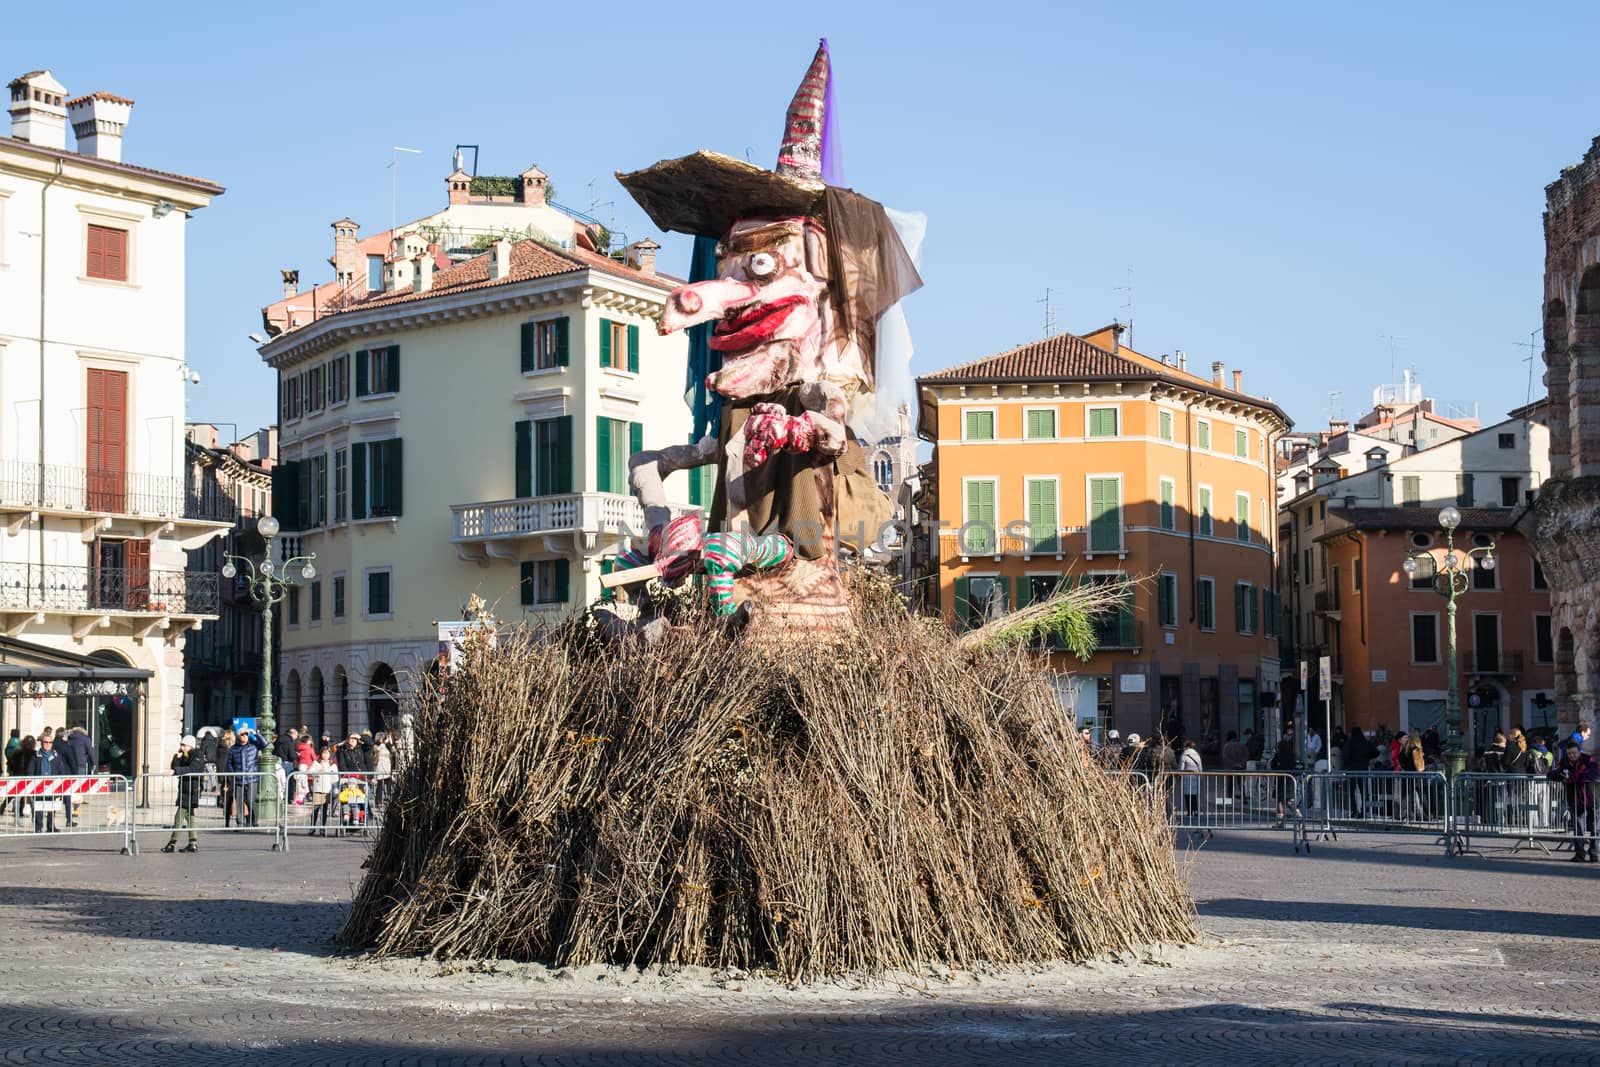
[822,187,923,388]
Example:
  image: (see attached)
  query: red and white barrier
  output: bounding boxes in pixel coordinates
[0,776,114,798]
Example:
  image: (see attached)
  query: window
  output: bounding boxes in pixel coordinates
[85,224,127,281]
[963,409,995,441]
[1158,572,1178,628]
[366,255,383,293]
[964,478,997,553]
[1455,473,1474,507]
[1353,558,1363,592]
[1235,428,1248,457]
[1198,486,1213,537]
[1196,577,1216,631]
[1411,613,1439,663]
[1410,553,1436,590]
[520,559,571,606]
[1401,475,1420,506]
[1535,614,1554,664]
[599,318,639,372]
[332,575,346,621]
[596,418,641,494]
[1235,492,1251,542]
[1027,574,1063,605]
[309,580,323,623]
[1500,477,1519,507]
[872,454,894,492]
[287,585,301,626]
[1235,581,1258,634]
[1472,557,1497,590]
[1159,478,1175,530]
[1087,407,1119,438]
[1025,409,1056,439]
[1304,508,1313,528]
[302,453,328,528]
[521,317,571,372]
[535,416,575,496]
[280,374,301,423]
[1533,559,1547,590]
[1158,410,1173,441]
[1262,589,1280,638]
[350,439,404,519]
[1088,477,1122,552]
[956,575,1007,630]
[1025,478,1059,552]
[1319,501,1326,521]
[1498,432,1515,450]
[332,448,347,523]
[356,345,400,396]
[1196,420,1211,450]
[328,354,348,406]
[305,364,326,416]
[365,569,392,618]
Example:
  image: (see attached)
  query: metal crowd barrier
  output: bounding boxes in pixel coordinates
[0,774,136,854]
[1452,773,1593,857]
[136,770,288,851]
[1301,771,1453,849]
[281,771,392,848]
[1162,771,1307,852]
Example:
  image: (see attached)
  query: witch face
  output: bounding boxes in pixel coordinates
[657,217,827,400]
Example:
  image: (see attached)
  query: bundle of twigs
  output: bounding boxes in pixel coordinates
[339,573,1195,981]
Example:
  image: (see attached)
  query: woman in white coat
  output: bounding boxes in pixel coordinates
[1179,739,1204,815]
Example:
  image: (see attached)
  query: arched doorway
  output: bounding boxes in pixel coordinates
[333,666,349,739]
[369,663,399,732]
[306,668,325,737]
[283,670,302,733]
[72,649,138,779]
[1468,680,1510,757]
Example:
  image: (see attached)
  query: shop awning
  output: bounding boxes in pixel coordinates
[0,636,152,687]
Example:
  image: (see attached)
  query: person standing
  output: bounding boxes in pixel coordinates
[216,729,236,826]
[58,727,96,828]
[1548,741,1598,862]
[307,745,337,836]
[372,733,393,815]
[4,728,19,762]
[227,727,266,828]
[161,736,204,853]
[1269,737,1297,828]
[26,729,67,833]
[1179,739,1203,815]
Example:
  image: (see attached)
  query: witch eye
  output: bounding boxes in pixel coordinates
[749,252,777,278]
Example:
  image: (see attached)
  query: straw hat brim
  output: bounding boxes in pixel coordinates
[616,150,825,239]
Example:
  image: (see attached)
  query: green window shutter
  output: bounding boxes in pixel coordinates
[385,439,403,515]
[350,443,367,520]
[1198,487,1213,535]
[515,421,533,497]
[1197,422,1210,449]
[966,479,995,553]
[1457,473,1474,506]
[553,558,570,603]
[388,346,400,392]
[626,323,640,373]
[1118,594,1135,647]
[554,415,573,493]
[953,576,971,629]
[1237,493,1250,541]
[519,561,536,606]
[1026,409,1053,438]
[1158,575,1171,627]
[354,350,369,396]
[1235,584,1245,632]
[1089,478,1120,551]
[555,317,570,366]
[1028,480,1058,552]
[689,463,704,506]
[1159,411,1172,440]
[1014,576,1032,609]
[1236,429,1247,457]
[964,410,993,440]
[629,421,644,458]
[272,460,301,530]
[596,417,611,493]
[599,318,613,368]
[1160,480,1174,530]
[1253,586,1262,634]
[520,323,535,373]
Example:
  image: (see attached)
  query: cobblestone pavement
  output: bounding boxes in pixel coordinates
[0,826,1596,1065]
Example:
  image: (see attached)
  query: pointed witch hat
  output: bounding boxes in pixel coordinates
[618,41,833,237]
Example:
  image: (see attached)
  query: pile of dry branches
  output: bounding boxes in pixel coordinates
[339,575,1195,981]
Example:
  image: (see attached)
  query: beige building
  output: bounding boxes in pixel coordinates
[256,168,692,734]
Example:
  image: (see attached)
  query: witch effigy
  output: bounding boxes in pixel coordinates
[604,40,923,631]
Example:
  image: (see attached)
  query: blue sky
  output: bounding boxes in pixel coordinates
[7,2,1597,439]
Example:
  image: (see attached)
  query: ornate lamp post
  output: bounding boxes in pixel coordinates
[221,515,315,820]
[1403,505,1496,779]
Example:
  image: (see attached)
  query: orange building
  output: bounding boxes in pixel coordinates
[916,325,1291,742]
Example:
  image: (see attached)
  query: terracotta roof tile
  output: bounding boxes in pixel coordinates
[920,332,1154,383]
[0,134,222,195]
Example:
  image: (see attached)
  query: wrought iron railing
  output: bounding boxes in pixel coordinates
[1465,649,1524,674]
[0,562,218,615]
[0,461,236,522]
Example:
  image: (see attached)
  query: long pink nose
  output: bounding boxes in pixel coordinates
[658,278,758,335]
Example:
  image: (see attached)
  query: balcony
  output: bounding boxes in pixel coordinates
[0,562,218,639]
[0,461,235,543]
[1465,649,1524,675]
[1092,617,1143,652]
[451,493,694,562]
[1314,590,1341,616]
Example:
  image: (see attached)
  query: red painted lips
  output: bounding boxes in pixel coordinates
[709,295,808,353]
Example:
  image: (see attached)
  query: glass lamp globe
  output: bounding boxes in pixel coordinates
[300,561,317,581]
[1438,506,1461,530]
[261,559,275,577]
[221,561,237,579]
[1481,554,1496,571]
[1443,553,1459,571]
[256,515,281,539]
[1402,557,1418,575]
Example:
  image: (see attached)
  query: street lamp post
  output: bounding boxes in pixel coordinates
[222,515,315,821]
[1403,506,1496,779]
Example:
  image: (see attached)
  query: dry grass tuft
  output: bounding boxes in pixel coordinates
[339,573,1196,981]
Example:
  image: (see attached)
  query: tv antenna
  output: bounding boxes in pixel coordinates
[1378,334,1405,383]
[1038,287,1057,338]
[388,146,424,242]
[1114,268,1134,347]
[1515,326,1544,409]
[1326,390,1343,426]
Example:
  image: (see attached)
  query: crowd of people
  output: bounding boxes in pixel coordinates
[2,726,97,833]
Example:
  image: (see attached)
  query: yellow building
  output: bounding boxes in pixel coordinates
[917,324,1291,742]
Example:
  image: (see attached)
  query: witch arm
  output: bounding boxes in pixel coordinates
[628,434,719,530]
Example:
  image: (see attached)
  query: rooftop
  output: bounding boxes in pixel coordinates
[0,134,222,196]
[1326,506,1522,533]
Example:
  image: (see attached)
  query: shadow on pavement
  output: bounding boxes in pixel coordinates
[1198,895,1600,939]
[1181,829,1599,880]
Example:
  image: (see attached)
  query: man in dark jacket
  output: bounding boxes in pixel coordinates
[226,727,267,827]
[1549,741,1599,862]
[26,728,68,833]
[56,727,97,828]
[274,727,299,769]
[162,736,204,853]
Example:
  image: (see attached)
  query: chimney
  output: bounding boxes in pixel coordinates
[1110,322,1124,354]
[331,218,360,287]
[492,238,512,280]
[65,91,133,162]
[281,269,299,299]
[446,166,471,206]
[1232,369,1243,392]
[519,165,548,207]
[1211,360,1225,387]
[1176,349,1187,372]
[625,239,661,276]
[8,70,70,150]
[413,251,433,294]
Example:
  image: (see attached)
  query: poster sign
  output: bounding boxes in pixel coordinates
[1299,661,1308,693]
[437,620,494,671]
[1318,656,1332,702]
[231,716,258,735]
[1371,669,1387,684]
[1119,674,1146,694]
